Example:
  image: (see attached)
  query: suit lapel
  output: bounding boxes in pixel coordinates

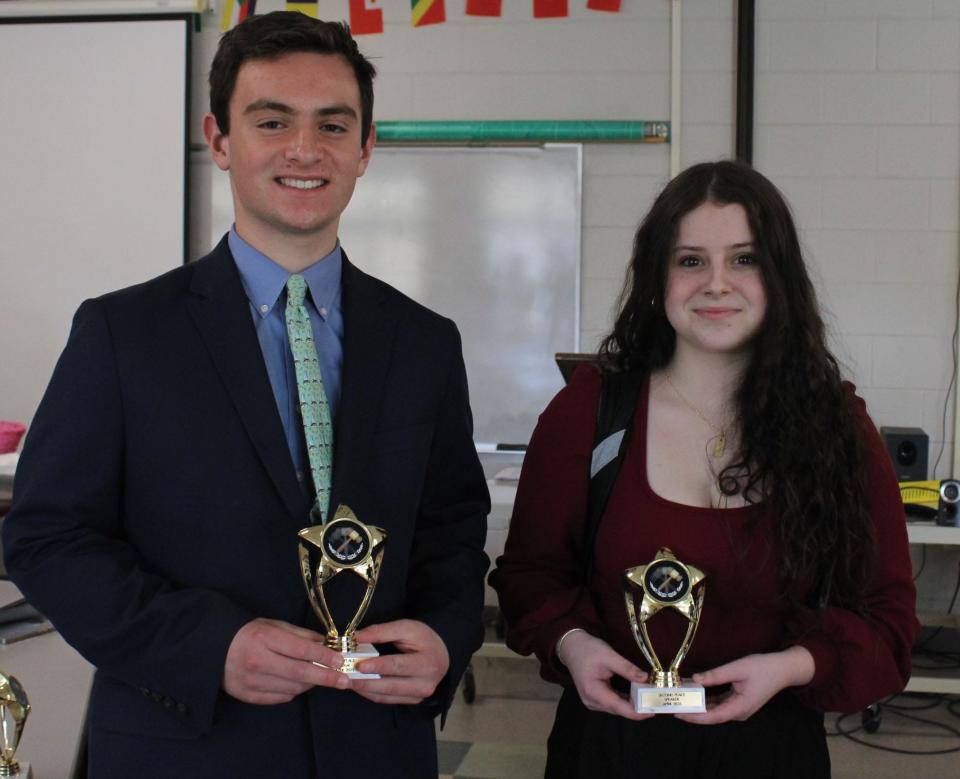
[331,256,402,509]
[186,238,308,524]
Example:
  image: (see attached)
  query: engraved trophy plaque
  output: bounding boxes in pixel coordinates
[624,548,707,713]
[0,670,30,778]
[298,505,386,679]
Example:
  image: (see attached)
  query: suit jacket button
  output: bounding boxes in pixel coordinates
[176,703,188,715]
[140,687,151,697]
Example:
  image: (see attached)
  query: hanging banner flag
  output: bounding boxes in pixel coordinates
[221,0,257,32]
[350,0,384,35]
[587,0,622,10]
[533,0,568,19]
[286,1,319,18]
[411,0,446,27]
[466,0,502,16]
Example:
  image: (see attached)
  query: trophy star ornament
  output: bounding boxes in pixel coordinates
[298,505,387,679]
[623,548,707,713]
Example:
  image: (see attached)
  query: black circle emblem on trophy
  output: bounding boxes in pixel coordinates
[644,560,689,603]
[322,519,369,565]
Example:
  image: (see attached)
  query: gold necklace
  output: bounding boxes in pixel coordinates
[664,374,727,458]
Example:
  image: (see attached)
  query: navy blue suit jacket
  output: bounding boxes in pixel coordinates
[3,237,490,778]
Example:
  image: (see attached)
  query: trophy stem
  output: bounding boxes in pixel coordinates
[652,670,681,688]
[325,634,357,653]
[0,760,20,778]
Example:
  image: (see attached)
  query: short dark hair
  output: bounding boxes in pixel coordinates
[209,11,376,146]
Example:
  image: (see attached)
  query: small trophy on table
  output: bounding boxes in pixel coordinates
[298,505,387,678]
[623,548,707,713]
[0,670,30,778]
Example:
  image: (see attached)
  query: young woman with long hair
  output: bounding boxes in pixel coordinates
[490,161,918,778]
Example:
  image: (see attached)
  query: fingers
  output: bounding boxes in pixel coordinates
[253,620,342,667]
[354,619,447,664]
[355,645,447,681]
[690,661,737,689]
[260,618,324,642]
[678,653,794,724]
[578,679,652,721]
[559,632,653,720]
[354,619,418,646]
[351,674,439,703]
[349,620,451,705]
[223,618,351,704]
[225,619,454,707]
[606,654,649,686]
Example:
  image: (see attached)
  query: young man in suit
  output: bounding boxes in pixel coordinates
[3,12,489,778]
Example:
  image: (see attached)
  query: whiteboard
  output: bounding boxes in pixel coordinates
[202,145,582,446]
[0,16,190,427]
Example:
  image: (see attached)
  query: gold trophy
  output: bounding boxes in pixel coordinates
[624,548,707,713]
[0,670,30,778]
[298,505,386,679]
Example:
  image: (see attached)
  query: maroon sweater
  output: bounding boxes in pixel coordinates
[491,366,919,713]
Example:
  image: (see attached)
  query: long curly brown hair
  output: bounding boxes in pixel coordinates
[599,160,873,609]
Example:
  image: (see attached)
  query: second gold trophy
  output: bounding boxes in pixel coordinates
[623,547,707,713]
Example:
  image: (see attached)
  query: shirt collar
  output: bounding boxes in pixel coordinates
[229,227,342,320]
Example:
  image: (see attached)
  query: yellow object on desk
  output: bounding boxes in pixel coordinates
[899,479,940,507]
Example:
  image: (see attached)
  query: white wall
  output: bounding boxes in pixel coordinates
[189,1,960,610]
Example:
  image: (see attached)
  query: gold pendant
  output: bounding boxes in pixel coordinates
[712,434,726,459]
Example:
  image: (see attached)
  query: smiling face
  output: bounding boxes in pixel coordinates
[664,201,767,359]
[203,51,375,267]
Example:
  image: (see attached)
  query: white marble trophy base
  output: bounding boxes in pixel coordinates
[0,761,33,778]
[313,643,381,679]
[339,643,380,679]
[631,681,706,713]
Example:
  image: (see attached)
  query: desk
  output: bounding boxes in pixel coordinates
[905,522,960,694]
[0,581,92,779]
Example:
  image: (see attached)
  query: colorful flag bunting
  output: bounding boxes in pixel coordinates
[350,0,384,35]
[221,0,256,32]
[587,0,622,10]
[533,0,568,19]
[411,0,446,27]
[466,0,502,16]
[286,1,318,18]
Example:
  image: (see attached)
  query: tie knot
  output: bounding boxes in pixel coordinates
[287,274,307,306]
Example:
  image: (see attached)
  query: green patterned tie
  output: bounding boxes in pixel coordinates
[285,274,333,523]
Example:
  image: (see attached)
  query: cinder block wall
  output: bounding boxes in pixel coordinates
[755,1,960,479]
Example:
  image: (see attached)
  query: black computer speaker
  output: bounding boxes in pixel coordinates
[938,479,960,527]
[880,427,928,482]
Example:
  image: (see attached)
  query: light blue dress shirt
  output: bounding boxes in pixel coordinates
[229,228,344,486]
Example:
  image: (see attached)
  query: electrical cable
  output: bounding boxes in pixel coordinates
[912,643,960,668]
[932,256,960,475]
[831,694,960,755]
[948,697,960,718]
[913,559,960,654]
[912,543,927,581]
[883,693,942,712]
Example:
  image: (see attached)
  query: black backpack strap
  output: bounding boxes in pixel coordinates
[582,370,644,581]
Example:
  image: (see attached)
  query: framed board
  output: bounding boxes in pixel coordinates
[0,14,191,426]
[201,144,582,446]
